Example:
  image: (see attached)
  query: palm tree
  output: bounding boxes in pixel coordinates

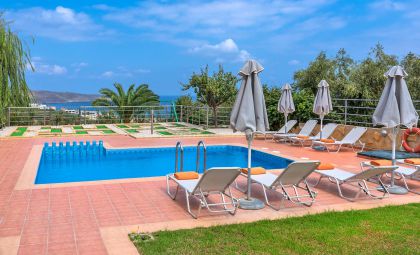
[92,83,159,123]
[0,15,33,126]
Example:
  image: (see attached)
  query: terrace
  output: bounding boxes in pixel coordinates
[0,132,418,254]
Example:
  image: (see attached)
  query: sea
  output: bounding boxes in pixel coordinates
[45,95,179,110]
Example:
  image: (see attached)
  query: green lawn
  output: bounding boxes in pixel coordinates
[200,131,214,135]
[96,125,108,129]
[73,125,84,130]
[126,129,138,133]
[102,129,115,134]
[129,203,419,255]
[154,126,167,130]
[10,127,27,136]
[117,124,129,128]
[76,130,88,134]
[51,128,62,133]
[158,131,173,136]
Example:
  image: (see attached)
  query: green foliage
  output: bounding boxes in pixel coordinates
[131,203,420,255]
[93,83,159,123]
[402,52,420,100]
[0,15,33,126]
[174,95,194,107]
[262,85,281,131]
[290,89,315,123]
[182,65,238,127]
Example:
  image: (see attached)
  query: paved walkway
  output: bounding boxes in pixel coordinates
[0,135,418,255]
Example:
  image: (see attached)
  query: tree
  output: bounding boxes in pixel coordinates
[174,95,194,107]
[293,52,335,94]
[262,85,282,130]
[92,83,159,123]
[0,16,33,126]
[401,52,420,100]
[182,65,238,127]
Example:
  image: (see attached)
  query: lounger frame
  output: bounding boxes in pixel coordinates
[312,166,397,201]
[235,161,320,210]
[312,127,367,152]
[166,167,240,218]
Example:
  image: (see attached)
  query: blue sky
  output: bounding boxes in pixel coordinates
[3,0,420,96]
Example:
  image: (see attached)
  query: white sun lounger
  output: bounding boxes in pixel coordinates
[312,126,367,152]
[255,120,297,140]
[235,161,320,210]
[313,166,397,201]
[290,123,338,147]
[166,167,241,218]
[362,160,420,195]
[273,120,317,142]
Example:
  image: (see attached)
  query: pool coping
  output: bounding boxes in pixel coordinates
[15,141,301,190]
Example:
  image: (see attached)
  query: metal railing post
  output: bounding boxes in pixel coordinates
[344,99,348,126]
[206,106,209,129]
[7,107,11,126]
[151,109,154,134]
[180,105,183,122]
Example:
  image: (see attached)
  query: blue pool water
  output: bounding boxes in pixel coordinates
[35,141,293,184]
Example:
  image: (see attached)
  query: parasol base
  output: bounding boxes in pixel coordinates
[238,197,265,210]
[377,185,408,195]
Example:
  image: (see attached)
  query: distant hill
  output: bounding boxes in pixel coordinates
[32,90,100,103]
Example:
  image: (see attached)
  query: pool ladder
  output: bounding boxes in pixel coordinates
[175,141,207,173]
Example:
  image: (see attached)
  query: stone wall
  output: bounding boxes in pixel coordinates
[293,123,420,151]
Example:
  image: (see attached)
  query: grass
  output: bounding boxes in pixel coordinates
[130,124,140,128]
[117,124,129,128]
[190,128,201,132]
[172,123,186,127]
[51,128,62,133]
[158,131,173,136]
[40,126,50,130]
[102,129,115,134]
[154,126,167,130]
[73,125,84,130]
[129,203,420,255]
[126,129,138,133]
[76,130,88,135]
[10,127,27,136]
[200,131,214,135]
[96,125,108,129]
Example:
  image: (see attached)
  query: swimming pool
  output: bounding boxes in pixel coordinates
[35,141,293,184]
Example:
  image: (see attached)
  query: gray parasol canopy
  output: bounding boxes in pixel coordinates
[278,83,295,133]
[230,59,269,209]
[313,80,333,139]
[373,65,418,128]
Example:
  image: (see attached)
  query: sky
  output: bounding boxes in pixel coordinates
[3,0,420,96]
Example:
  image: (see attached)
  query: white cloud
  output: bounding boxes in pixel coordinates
[72,62,88,72]
[369,0,406,11]
[5,6,112,41]
[28,57,67,75]
[288,59,300,65]
[190,39,251,62]
[101,71,114,78]
[100,67,151,78]
[103,0,334,38]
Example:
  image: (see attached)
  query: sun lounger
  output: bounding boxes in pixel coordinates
[255,120,297,140]
[235,161,320,210]
[273,119,317,142]
[312,126,367,152]
[313,165,397,201]
[166,167,241,218]
[290,123,338,147]
[362,160,420,195]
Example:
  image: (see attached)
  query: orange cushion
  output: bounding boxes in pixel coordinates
[404,158,420,165]
[320,138,335,143]
[317,162,335,170]
[174,171,199,180]
[297,135,310,139]
[241,167,266,175]
[370,160,393,166]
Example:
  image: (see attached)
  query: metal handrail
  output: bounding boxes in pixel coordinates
[175,141,184,173]
[196,140,207,173]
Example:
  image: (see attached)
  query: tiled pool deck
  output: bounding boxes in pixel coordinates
[0,135,418,255]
